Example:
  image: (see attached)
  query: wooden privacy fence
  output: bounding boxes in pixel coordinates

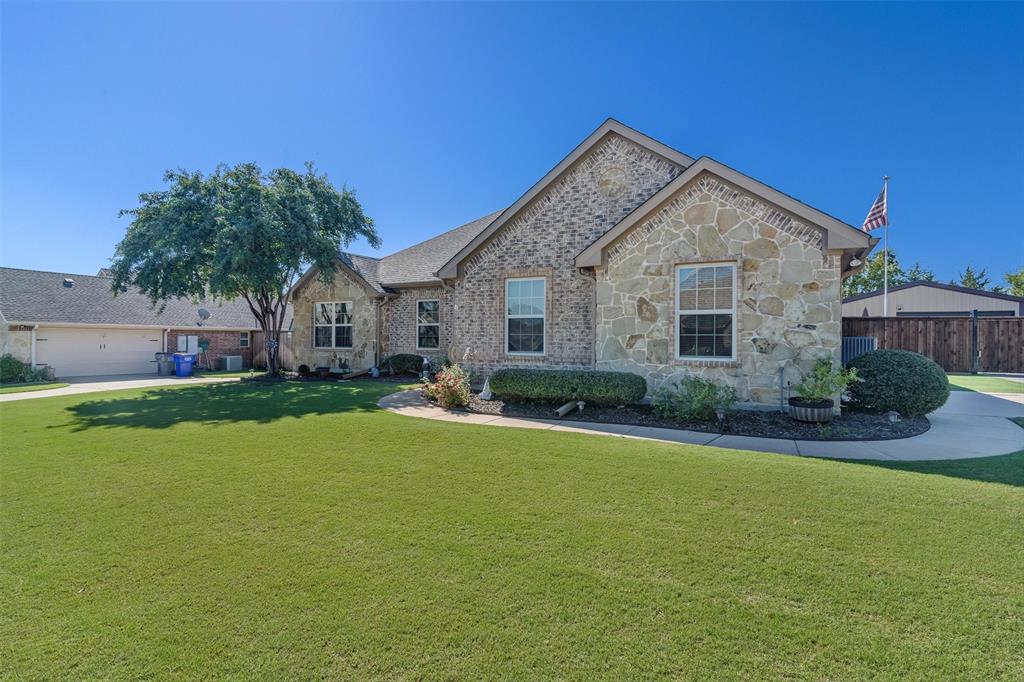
[842,316,1024,374]
[252,331,295,371]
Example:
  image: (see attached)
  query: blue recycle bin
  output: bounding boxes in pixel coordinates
[173,353,196,377]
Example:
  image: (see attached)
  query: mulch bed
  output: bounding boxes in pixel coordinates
[459,393,930,441]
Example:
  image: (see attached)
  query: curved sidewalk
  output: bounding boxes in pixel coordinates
[379,390,1024,462]
[0,374,240,402]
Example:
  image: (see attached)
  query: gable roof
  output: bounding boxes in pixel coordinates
[435,118,695,279]
[0,266,281,329]
[375,211,502,286]
[576,156,875,268]
[842,280,1024,304]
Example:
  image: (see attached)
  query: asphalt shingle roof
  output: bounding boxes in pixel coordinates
[342,211,502,290]
[0,267,285,329]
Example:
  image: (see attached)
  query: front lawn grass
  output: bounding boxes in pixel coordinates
[0,381,68,394]
[1,381,1022,679]
[947,373,1023,393]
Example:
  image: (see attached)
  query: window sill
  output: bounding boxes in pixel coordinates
[673,357,740,368]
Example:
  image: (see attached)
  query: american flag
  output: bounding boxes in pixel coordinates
[861,181,888,231]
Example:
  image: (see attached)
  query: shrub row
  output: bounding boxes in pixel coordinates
[489,368,646,407]
[0,353,50,384]
[847,349,949,417]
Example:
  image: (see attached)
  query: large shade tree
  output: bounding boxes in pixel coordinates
[110,163,379,374]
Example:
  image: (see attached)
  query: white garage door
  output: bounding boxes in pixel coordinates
[36,327,162,377]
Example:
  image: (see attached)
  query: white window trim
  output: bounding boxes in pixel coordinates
[415,299,441,351]
[239,331,250,348]
[675,262,737,361]
[313,301,354,349]
[505,277,546,356]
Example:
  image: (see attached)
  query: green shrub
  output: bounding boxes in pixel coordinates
[652,375,736,422]
[793,359,858,402]
[847,349,949,417]
[382,353,425,376]
[22,366,51,383]
[423,363,472,408]
[489,368,646,407]
[0,354,25,383]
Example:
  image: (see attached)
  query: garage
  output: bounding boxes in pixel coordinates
[36,327,163,377]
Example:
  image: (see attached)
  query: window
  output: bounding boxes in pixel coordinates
[506,278,545,355]
[313,302,353,349]
[416,300,440,350]
[676,263,735,360]
[239,331,250,348]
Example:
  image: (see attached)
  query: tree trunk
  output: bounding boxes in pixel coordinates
[262,320,280,375]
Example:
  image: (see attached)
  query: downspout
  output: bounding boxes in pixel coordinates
[163,328,171,352]
[30,325,38,369]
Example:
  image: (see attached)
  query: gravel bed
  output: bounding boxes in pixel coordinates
[458,393,930,441]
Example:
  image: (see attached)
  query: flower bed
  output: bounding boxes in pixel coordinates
[454,393,929,441]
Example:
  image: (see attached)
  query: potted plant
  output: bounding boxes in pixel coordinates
[789,359,858,423]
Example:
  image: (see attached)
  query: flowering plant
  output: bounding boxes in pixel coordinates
[423,363,472,408]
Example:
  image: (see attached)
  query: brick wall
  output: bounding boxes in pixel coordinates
[167,329,254,369]
[451,132,683,377]
[382,286,453,360]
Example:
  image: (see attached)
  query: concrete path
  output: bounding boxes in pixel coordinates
[0,374,240,402]
[379,390,1024,462]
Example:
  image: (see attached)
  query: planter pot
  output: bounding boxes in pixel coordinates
[788,397,834,423]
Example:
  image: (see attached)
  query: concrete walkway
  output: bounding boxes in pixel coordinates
[379,390,1024,461]
[0,374,240,402]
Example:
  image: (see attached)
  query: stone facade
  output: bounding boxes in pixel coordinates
[381,286,453,359]
[1,325,32,363]
[166,329,254,369]
[452,133,684,376]
[595,173,842,405]
[292,269,378,371]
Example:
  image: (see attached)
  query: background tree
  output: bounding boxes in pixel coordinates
[903,262,935,282]
[952,264,991,291]
[111,163,379,374]
[1004,268,1024,297]
[842,249,906,298]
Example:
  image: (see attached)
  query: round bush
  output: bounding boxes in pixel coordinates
[382,353,425,375]
[0,353,25,383]
[847,349,949,417]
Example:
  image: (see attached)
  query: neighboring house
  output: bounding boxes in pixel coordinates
[843,281,1024,318]
[0,267,281,377]
[291,119,876,405]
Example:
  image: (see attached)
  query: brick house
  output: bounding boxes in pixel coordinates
[0,267,275,377]
[291,119,876,406]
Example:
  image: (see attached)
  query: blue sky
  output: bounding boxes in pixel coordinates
[2,2,1022,285]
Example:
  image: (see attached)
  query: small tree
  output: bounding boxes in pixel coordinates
[1003,268,1024,297]
[904,262,935,282]
[111,163,379,374]
[952,264,991,291]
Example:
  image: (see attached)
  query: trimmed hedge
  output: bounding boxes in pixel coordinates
[382,353,425,375]
[847,349,950,417]
[489,368,647,407]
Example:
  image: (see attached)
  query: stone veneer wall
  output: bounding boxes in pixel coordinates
[595,173,842,405]
[452,133,683,376]
[292,269,378,371]
[381,286,453,360]
[1,325,32,363]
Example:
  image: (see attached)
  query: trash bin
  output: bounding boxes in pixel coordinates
[173,353,195,378]
[155,352,175,376]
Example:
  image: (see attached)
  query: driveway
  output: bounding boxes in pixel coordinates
[380,388,1024,462]
[0,374,240,402]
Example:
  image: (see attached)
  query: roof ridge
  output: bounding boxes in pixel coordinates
[0,265,109,280]
[378,210,504,264]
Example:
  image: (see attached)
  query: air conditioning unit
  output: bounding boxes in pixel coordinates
[219,355,243,371]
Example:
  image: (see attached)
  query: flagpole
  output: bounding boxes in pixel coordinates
[882,176,890,317]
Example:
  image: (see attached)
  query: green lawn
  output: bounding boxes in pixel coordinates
[947,373,1023,393]
[0,381,68,394]
[193,369,257,379]
[1,382,1022,679]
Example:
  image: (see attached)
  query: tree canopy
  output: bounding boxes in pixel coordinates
[111,163,379,373]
